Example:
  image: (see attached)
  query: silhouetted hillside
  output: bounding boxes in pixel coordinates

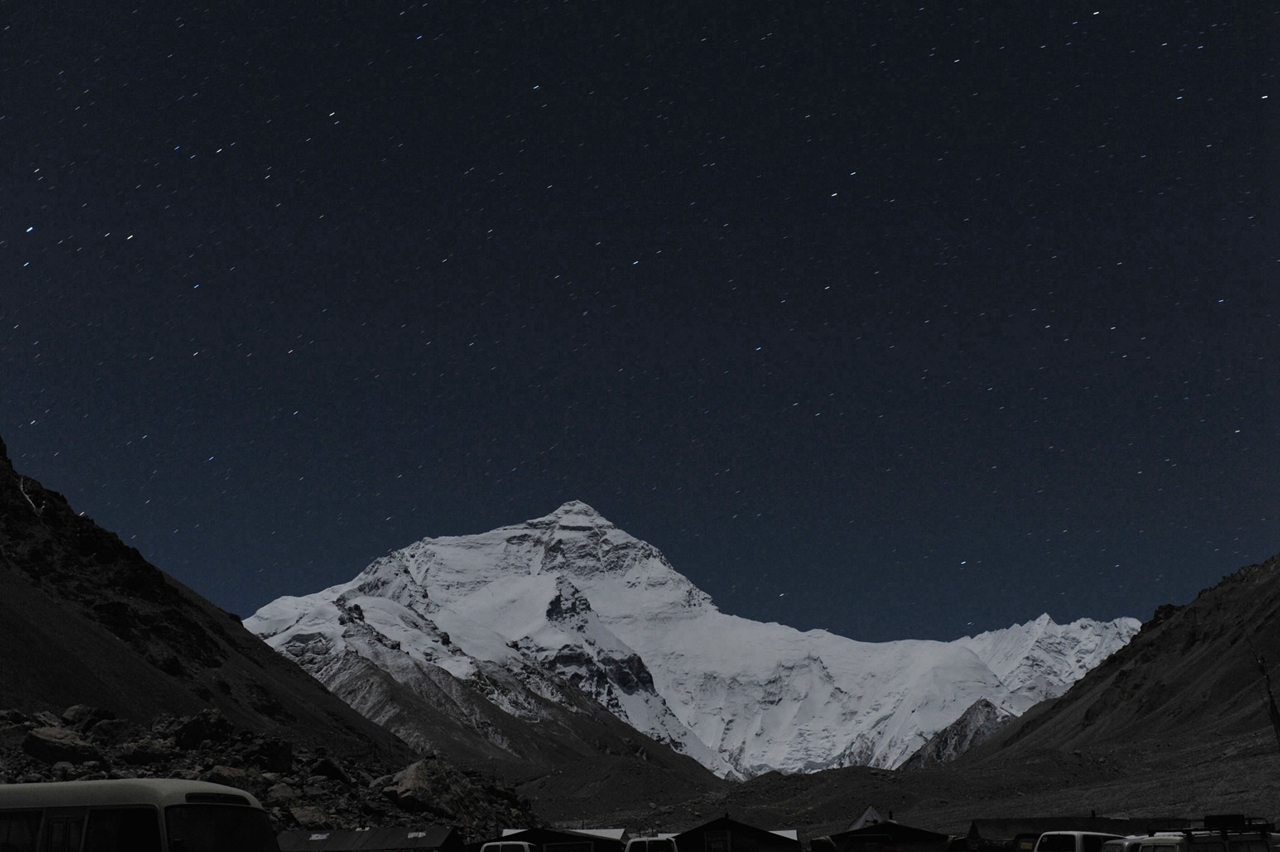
[0,435,411,759]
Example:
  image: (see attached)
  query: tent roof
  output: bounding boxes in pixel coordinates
[673,816,803,849]
[828,823,951,844]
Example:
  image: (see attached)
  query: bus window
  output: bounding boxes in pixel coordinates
[165,806,277,852]
[84,808,162,852]
[0,811,42,852]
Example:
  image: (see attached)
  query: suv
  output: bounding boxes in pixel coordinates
[1136,816,1274,852]
[1035,833,1125,852]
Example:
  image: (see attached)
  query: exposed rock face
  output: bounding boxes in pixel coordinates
[899,698,1013,769]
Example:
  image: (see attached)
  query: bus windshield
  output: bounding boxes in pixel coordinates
[165,805,278,852]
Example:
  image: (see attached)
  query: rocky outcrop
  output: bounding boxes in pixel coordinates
[20,727,107,766]
[0,705,535,842]
[899,698,1013,769]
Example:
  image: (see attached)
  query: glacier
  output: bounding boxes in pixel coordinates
[246,501,1140,778]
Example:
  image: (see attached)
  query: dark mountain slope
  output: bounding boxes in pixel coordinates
[311,647,728,821]
[981,554,1280,754]
[0,435,412,759]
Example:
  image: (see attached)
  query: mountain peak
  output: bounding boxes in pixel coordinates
[550,500,606,520]
[534,501,620,534]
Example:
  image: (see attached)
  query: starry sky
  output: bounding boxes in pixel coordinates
[2,1,1276,643]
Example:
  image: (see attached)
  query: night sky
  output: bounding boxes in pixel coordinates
[2,1,1276,643]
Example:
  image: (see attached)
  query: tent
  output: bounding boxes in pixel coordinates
[813,820,951,852]
[672,815,802,852]
[480,827,628,852]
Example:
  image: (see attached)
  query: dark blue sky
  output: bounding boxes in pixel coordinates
[2,1,1276,642]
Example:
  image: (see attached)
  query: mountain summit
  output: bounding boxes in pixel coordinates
[248,503,1139,777]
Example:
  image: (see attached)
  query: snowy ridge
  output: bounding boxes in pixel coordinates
[247,501,1140,777]
[956,612,1142,708]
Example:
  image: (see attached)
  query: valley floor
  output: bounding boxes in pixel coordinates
[527,729,1280,840]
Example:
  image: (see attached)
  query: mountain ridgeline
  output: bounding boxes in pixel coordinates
[247,501,1140,779]
[7,434,1280,833]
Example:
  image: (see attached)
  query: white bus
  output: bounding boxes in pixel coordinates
[0,778,279,852]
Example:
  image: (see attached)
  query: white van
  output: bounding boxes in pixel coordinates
[625,838,678,852]
[0,778,278,852]
[1034,832,1125,852]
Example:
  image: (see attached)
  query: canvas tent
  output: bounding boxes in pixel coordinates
[481,827,628,852]
[813,820,951,852]
[672,816,802,852]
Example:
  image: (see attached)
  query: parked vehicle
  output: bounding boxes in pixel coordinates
[624,839,677,852]
[1034,832,1125,852]
[1101,837,1147,852]
[1135,816,1275,852]
[480,843,536,852]
[0,778,278,852]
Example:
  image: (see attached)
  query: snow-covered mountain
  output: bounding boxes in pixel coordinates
[246,501,1140,778]
[955,612,1141,706]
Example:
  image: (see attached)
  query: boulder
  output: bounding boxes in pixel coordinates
[244,736,294,773]
[61,705,115,732]
[288,806,331,830]
[309,756,352,786]
[199,765,250,789]
[116,738,173,765]
[22,728,106,765]
[264,783,298,806]
[387,758,474,819]
[174,709,234,750]
[86,719,133,745]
